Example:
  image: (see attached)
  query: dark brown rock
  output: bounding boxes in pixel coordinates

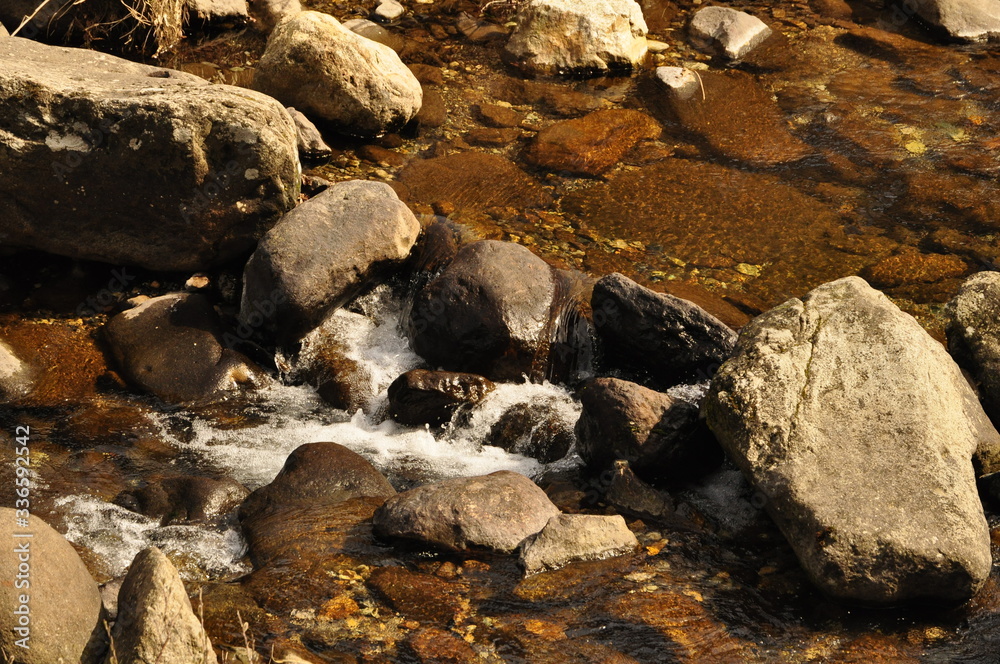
[373,470,560,552]
[292,309,376,412]
[408,63,444,85]
[408,240,555,381]
[416,88,447,128]
[407,627,478,663]
[466,127,521,147]
[394,152,551,213]
[115,476,249,525]
[486,403,575,463]
[861,251,969,289]
[575,377,722,480]
[388,369,496,426]
[358,143,405,167]
[367,567,464,624]
[476,103,525,128]
[526,109,661,176]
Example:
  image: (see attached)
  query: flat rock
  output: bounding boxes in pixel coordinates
[387,369,496,426]
[0,38,299,271]
[105,293,267,404]
[373,470,560,552]
[575,377,721,480]
[393,151,551,212]
[476,103,525,128]
[253,11,422,136]
[374,0,404,21]
[947,271,1000,473]
[367,567,463,624]
[505,0,648,75]
[688,6,772,59]
[407,240,555,381]
[240,179,420,340]
[592,273,736,387]
[0,511,104,664]
[185,0,248,25]
[518,514,638,575]
[109,548,218,664]
[525,109,661,177]
[704,276,996,604]
[910,0,1000,42]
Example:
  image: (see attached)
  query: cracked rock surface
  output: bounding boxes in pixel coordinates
[705,276,997,604]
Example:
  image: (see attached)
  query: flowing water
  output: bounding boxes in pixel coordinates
[6,0,1000,660]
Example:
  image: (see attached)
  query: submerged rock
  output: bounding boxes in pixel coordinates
[688,6,772,60]
[0,511,104,664]
[654,66,702,100]
[387,369,496,426]
[253,11,422,136]
[241,179,420,340]
[408,240,555,381]
[525,109,661,177]
[0,38,299,271]
[592,273,736,387]
[518,514,638,575]
[505,0,648,75]
[373,470,560,552]
[575,377,721,480]
[110,547,218,664]
[947,271,1000,472]
[909,0,1000,42]
[105,293,268,404]
[705,276,996,604]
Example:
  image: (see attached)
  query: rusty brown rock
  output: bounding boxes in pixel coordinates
[861,252,969,289]
[367,567,464,624]
[526,109,661,176]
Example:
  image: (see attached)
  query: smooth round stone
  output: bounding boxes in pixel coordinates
[655,66,701,100]
[375,0,405,21]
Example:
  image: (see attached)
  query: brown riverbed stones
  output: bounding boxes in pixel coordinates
[705,276,997,604]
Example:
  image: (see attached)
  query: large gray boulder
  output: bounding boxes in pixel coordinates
[518,514,638,575]
[908,0,1000,42]
[505,0,647,75]
[575,377,721,481]
[505,0,648,76]
[373,471,560,553]
[592,273,737,387]
[946,271,1000,473]
[240,179,420,340]
[0,37,299,271]
[705,276,997,604]
[105,293,268,404]
[253,11,422,137]
[688,6,772,60]
[109,547,217,664]
[408,240,555,381]
[0,511,104,664]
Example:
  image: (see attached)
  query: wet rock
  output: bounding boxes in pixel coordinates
[476,102,525,128]
[456,12,508,41]
[290,309,376,412]
[387,369,496,426]
[373,470,560,552]
[486,402,575,463]
[947,272,1000,471]
[525,109,660,177]
[688,6,772,60]
[575,377,721,480]
[394,152,551,212]
[110,547,218,664]
[248,0,299,31]
[604,460,675,520]
[0,339,35,402]
[519,514,638,575]
[704,276,996,604]
[408,240,555,381]
[493,76,606,117]
[239,442,396,525]
[0,511,104,664]
[286,107,332,162]
[466,126,521,147]
[358,143,405,167]
[505,0,648,76]
[409,63,443,86]
[185,0,248,26]
[367,567,464,623]
[241,179,420,340]
[910,0,1000,42]
[657,70,812,167]
[105,293,267,404]
[115,476,249,525]
[654,66,701,100]
[407,627,478,663]
[415,88,447,128]
[861,251,968,289]
[592,273,736,387]
[0,38,299,272]
[253,11,422,137]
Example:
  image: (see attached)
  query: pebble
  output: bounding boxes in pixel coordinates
[375,0,404,21]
